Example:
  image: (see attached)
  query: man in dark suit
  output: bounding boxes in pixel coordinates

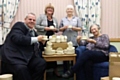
[0,13,46,80]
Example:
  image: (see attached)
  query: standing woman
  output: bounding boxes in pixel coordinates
[59,4,82,48]
[59,4,82,72]
[35,3,60,77]
[35,3,58,36]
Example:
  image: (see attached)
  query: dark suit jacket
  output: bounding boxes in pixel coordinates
[1,22,40,65]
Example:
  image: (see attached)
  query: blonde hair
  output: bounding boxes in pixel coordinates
[44,3,54,15]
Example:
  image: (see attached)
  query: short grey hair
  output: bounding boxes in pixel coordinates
[66,5,74,10]
[25,12,36,19]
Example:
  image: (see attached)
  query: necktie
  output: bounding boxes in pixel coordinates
[30,30,35,37]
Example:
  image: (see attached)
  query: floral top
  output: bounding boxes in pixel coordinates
[86,34,110,56]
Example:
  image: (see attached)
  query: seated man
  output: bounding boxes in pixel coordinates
[0,13,46,80]
[61,24,110,80]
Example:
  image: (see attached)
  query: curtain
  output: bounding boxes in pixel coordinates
[74,0,101,36]
[0,0,20,44]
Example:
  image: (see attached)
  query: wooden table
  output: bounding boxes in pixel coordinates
[42,54,76,80]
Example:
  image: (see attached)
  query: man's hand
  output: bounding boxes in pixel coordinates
[41,40,46,45]
[37,35,43,42]
[87,39,96,43]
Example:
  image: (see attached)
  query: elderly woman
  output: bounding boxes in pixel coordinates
[59,4,82,48]
[35,3,60,77]
[59,4,82,72]
[61,24,110,80]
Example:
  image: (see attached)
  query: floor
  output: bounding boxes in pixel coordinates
[46,65,73,80]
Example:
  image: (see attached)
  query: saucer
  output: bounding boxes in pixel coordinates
[42,38,48,40]
[81,36,88,40]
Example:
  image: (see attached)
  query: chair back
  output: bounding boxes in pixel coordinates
[109,45,118,52]
[0,45,3,74]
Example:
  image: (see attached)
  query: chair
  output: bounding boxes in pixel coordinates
[76,45,118,80]
[0,44,3,74]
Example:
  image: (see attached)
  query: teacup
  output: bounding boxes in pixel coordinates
[56,48,64,54]
[68,25,72,28]
[67,41,73,46]
[42,35,48,40]
[45,50,56,55]
[61,39,66,42]
[67,46,75,50]
[56,36,61,40]
[49,36,52,39]
[46,41,52,46]
[50,39,56,42]
[56,40,61,43]
[50,26,54,29]
[64,36,67,40]
[45,46,52,51]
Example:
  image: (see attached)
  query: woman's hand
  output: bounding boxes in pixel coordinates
[72,27,76,30]
[87,39,96,44]
[64,26,68,30]
[52,28,57,32]
[76,36,81,41]
[44,27,51,31]
[76,36,82,44]
[59,26,68,31]
[72,27,82,31]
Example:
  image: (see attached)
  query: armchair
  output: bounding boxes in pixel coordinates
[0,44,3,74]
[76,45,118,80]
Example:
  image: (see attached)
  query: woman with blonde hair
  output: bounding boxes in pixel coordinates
[35,3,60,77]
[36,3,58,36]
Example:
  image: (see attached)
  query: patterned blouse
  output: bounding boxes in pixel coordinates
[85,34,110,56]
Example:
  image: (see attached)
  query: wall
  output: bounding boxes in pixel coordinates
[1,0,120,50]
[11,0,120,38]
[101,0,120,38]
[101,0,120,51]
[11,0,74,26]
